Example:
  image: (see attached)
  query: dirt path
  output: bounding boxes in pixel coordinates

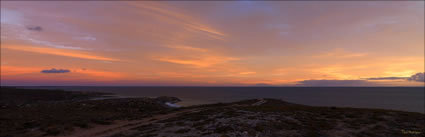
[60,108,203,137]
[60,99,266,137]
[252,98,267,106]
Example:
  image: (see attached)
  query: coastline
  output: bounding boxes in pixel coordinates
[1,87,424,137]
[15,86,424,113]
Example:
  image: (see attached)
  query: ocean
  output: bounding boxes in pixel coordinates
[21,87,424,113]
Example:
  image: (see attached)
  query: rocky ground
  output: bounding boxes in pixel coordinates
[0,87,179,137]
[112,99,424,137]
[1,87,424,137]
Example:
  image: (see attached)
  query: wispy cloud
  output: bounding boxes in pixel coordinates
[364,72,424,83]
[74,69,124,79]
[157,55,239,68]
[77,36,97,41]
[26,37,89,50]
[364,77,407,81]
[297,79,376,87]
[128,2,226,40]
[156,45,239,68]
[314,48,368,58]
[2,65,124,80]
[165,45,208,52]
[3,45,120,62]
[1,66,42,76]
[1,1,423,86]
[239,71,256,75]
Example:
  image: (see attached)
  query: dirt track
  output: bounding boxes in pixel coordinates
[60,108,203,137]
[60,99,268,137]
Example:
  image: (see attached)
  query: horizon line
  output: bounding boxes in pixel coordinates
[2,86,424,88]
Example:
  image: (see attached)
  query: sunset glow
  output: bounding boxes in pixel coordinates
[1,1,424,86]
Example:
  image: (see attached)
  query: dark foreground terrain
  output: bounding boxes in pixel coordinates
[0,87,178,137]
[0,87,424,137]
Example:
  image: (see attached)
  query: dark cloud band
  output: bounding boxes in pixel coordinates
[297,72,425,86]
[296,80,374,87]
[364,77,408,80]
[365,72,424,83]
[408,72,424,82]
[26,26,43,32]
[41,68,70,73]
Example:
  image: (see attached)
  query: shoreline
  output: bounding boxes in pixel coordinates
[1,87,424,137]
[8,86,424,113]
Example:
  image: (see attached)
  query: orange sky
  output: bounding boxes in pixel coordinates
[1,1,424,86]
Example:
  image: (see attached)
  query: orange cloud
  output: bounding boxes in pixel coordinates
[166,45,208,52]
[314,48,368,58]
[155,71,206,78]
[3,45,120,62]
[73,69,124,79]
[1,66,124,80]
[237,79,294,86]
[157,55,239,68]
[155,45,240,68]
[127,2,226,40]
[239,71,256,75]
[1,66,41,76]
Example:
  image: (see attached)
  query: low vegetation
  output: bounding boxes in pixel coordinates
[0,87,174,137]
[1,87,424,137]
[120,99,425,137]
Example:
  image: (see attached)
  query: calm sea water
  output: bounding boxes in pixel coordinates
[22,87,424,113]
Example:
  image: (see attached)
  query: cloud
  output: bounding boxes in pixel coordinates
[255,83,273,86]
[314,48,368,58]
[26,37,89,50]
[79,36,96,41]
[239,71,256,75]
[2,65,124,80]
[297,79,375,87]
[166,45,208,52]
[41,68,70,73]
[365,77,408,80]
[157,55,238,68]
[156,46,239,68]
[3,45,120,62]
[128,2,226,40]
[74,69,124,79]
[408,72,424,82]
[296,72,425,87]
[1,66,42,76]
[26,25,42,31]
[364,72,424,82]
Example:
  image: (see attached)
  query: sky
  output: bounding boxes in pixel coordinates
[1,1,424,86]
